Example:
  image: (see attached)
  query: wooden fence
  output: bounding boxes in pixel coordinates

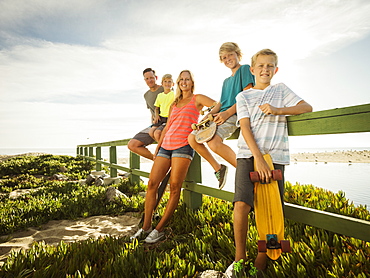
[77,103,370,242]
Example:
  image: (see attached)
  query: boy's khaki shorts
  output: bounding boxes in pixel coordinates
[190,114,238,141]
[215,114,238,140]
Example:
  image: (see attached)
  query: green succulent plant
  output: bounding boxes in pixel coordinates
[0,156,369,277]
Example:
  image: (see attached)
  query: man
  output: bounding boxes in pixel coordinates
[128,68,164,160]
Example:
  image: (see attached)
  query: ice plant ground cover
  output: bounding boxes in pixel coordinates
[0,155,369,277]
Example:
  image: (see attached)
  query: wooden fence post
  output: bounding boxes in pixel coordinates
[129,151,141,185]
[109,146,117,177]
[96,147,102,171]
[183,152,203,210]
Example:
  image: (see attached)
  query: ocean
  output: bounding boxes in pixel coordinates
[1,146,369,208]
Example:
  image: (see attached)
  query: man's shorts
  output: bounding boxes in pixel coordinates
[234,157,285,212]
[132,126,155,146]
[157,144,194,160]
[190,114,238,141]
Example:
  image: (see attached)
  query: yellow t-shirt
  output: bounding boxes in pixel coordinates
[154,91,175,117]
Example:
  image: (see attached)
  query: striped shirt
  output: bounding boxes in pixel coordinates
[162,95,199,150]
[236,83,302,165]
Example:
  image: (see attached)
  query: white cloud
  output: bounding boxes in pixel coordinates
[0,41,142,102]
[1,0,370,148]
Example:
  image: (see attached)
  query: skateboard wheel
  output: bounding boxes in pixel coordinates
[191,123,197,130]
[280,240,291,253]
[250,171,260,182]
[208,114,213,121]
[258,240,267,252]
[272,169,282,181]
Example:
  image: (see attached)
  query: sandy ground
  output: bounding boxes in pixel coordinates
[0,213,140,266]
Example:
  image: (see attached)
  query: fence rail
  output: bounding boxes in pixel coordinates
[77,103,370,242]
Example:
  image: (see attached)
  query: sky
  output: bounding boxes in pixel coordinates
[1,0,370,151]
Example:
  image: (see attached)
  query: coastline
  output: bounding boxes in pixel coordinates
[0,152,48,162]
[290,150,370,163]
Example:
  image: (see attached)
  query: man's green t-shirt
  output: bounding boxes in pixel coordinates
[144,86,164,122]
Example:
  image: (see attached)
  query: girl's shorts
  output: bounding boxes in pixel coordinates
[157,144,194,160]
[234,157,285,212]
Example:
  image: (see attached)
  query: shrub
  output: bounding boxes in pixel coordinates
[0,155,94,180]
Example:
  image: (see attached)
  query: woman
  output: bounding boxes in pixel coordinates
[130,70,216,243]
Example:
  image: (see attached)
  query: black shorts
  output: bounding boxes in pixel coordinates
[151,116,168,127]
[234,157,285,212]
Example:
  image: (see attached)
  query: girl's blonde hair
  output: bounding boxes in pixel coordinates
[251,49,278,67]
[173,70,195,105]
[219,42,243,62]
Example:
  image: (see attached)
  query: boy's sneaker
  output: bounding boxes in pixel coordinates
[224,260,246,278]
[129,227,152,242]
[215,164,228,189]
[144,229,164,243]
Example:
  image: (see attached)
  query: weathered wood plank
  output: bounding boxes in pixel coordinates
[287,103,370,136]
[182,181,234,203]
[228,103,370,139]
[285,203,370,242]
[183,153,203,210]
[77,139,131,148]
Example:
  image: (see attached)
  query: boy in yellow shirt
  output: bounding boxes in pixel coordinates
[149,74,175,141]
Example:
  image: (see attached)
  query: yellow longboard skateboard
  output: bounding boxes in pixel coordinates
[251,154,291,260]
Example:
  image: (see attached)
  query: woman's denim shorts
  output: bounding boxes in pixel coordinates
[157,144,194,160]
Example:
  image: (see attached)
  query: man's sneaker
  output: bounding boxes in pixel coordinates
[144,229,164,243]
[224,260,246,278]
[215,164,228,189]
[129,227,152,242]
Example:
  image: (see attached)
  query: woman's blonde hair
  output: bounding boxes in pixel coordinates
[219,42,243,62]
[173,70,195,105]
[251,49,278,67]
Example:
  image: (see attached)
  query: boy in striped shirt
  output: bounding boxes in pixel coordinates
[225,49,312,277]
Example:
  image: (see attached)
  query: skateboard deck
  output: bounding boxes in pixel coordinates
[192,114,217,143]
[252,154,290,260]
